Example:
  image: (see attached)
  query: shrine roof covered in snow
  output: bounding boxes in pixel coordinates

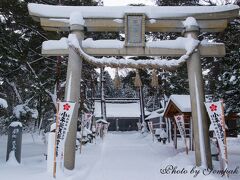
[94,101,141,118]
[163,95,191,117]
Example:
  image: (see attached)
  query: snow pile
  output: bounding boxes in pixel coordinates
[146,36,199,53]
[5,151,20,166]
[182,17,199,28]
[113,19,123,23]
[229,75,236,83]
[70,11,85,26]
[9,121,22,127]
[155,128,167,138]
[50,123,56,132]
[42,37,68,51]
[0,97,8,108]
[83,38,124,49]
[13,104,38,119]
[82,127,92,137]
[149,19,156,24]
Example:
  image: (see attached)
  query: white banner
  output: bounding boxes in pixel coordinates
[56,101,75,166]
[174,114,186,140]
[147,121,153,132]
[204,101,227,161]
[83,113,92,128]
[137,122,141,131]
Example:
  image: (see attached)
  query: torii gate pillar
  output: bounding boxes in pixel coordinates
[64,25,84,170]
[184,25,212,169]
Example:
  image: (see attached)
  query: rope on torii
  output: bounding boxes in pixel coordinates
[67,34,200,70]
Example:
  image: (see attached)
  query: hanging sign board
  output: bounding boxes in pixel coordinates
[174,115,186,140]
[174,114,188,154]
[204,101,228,168]
[147,121,153,133]
[125,13,145,47]
[83,113,93,128]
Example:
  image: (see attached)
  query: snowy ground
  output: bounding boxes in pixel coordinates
[0,132,239,180]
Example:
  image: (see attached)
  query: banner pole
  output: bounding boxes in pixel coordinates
[185,138,189,155]
[53,102,60,178]
[80,113,84,154]
[220,99,228,176]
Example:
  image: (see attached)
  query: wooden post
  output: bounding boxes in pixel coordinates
[168,118,172,143]
[220,99,228,172]
[165,117,169,142]
[139,86,146,128]
[79,113,84,154]
[53,102,59,178]
[184,137,189,155]
[174,120,177,149]
[100,67,107,121]
[64,26,84,170]
[184,25,212,169]
[189,117,194,151]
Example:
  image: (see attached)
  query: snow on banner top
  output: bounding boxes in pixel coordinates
[28,3,239,20]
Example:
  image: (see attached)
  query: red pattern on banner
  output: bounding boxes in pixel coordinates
[210,104,217,112]
[63,103,70,111]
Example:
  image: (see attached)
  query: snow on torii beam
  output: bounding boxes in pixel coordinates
[28,3,239,32]
[41,38,226,57]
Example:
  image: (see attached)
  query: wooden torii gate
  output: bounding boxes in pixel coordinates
[28,3,239,170]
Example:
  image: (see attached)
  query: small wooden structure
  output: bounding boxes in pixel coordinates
[225,113,239,137]
[163,95,193,150]
[163,95,239,150]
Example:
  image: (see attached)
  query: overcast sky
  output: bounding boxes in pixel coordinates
[103,0,156,6]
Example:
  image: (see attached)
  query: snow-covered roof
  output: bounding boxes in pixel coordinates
[164,95,191,115]
[96,119,108,124]
[152,108,164,114]
[144,109,151,116]
[28,4,239,20]
[94,101,140,118]
[0,98,8,108]
[145,111,163,120]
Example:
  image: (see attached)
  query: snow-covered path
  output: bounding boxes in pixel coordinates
[0,132,239,180]
[80,132,176,180]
